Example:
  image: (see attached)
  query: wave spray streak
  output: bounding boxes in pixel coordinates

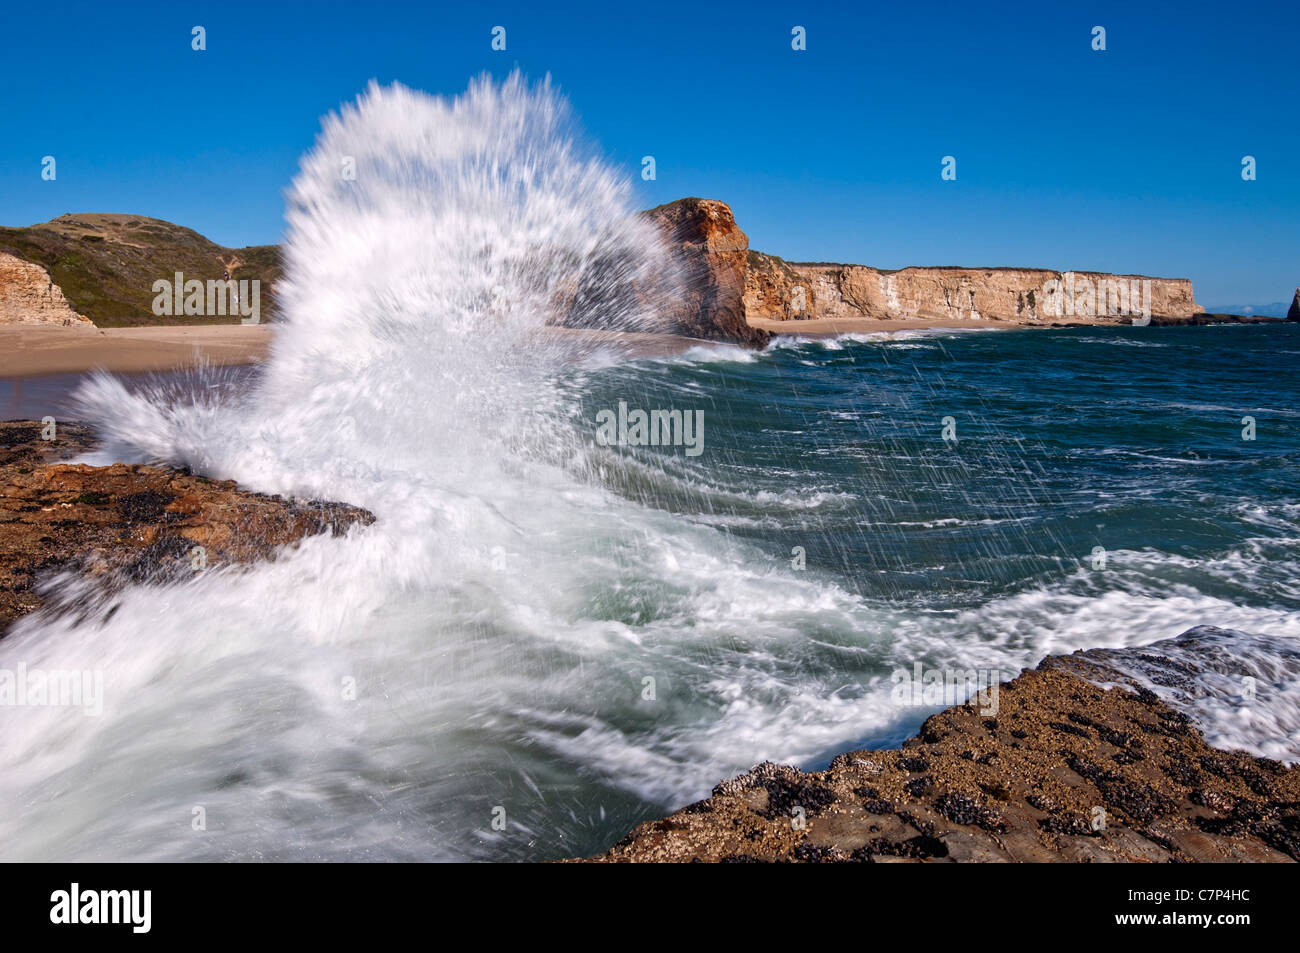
[78,73,676,508]
[0,76,719,861]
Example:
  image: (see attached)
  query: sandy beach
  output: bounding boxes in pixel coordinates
[0,324,273,378]
[0,320,986,381]
[0,323,730,381]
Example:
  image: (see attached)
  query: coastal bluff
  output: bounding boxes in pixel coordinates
[746,257,1201,326]
[0,253,91,327]
[648,198,1291,340]
[641,198,772,347]
[655,197,1207,333]
[0,214,281,328]
[3,202,1292,343]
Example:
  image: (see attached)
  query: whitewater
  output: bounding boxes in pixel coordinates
[0,76,1296,861]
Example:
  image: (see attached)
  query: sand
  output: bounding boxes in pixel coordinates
[0,319,1011,382]
[0,324,731,380]
[0,325,272,378]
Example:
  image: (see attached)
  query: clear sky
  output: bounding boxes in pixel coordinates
[2,0,1297,306]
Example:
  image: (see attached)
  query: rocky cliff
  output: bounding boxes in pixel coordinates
[0,252,91,327]
[644,198,1211,336]
[583,627,1298,863]
[745,256,1204,326]
[642,199,771,347]
[1289,287,1299,322]
[1,201,1266,339]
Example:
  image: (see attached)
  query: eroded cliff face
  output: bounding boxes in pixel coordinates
[0,252,91,326]
[643,199,1204,336]
[745,257,1204,326]
[0,199,1220,339]
[642,199,771,347]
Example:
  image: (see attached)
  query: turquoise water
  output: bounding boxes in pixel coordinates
[576,324,1300,617]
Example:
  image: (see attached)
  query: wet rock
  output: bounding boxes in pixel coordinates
[904,777,933,797]
[0,420,374,634]
[579,660,1300,863]
[934,792,1006,832]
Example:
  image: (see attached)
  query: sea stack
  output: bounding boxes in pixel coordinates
[644,198,772,348]
[1288,287,1300,321]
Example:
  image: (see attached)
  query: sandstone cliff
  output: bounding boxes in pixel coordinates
[0,252,91,326]
[0,201,1251,340]
[642,199,771,347]
[642,198,1209,337]
[745,255,1204,326]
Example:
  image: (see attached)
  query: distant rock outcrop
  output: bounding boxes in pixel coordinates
[1289,287,1300,322]
[643,199,771,347]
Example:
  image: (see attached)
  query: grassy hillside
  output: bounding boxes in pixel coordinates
[0,213,282,327]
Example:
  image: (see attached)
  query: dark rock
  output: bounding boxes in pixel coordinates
[0,420,374,635]
[578,651,1300,863]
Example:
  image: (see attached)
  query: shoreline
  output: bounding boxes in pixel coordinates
[0,325,273,378]
[581,629,1299,863]
[2,316,1290,380]
[751,316,1013,336]
[751,314,1289,336]
[0,324,716,379]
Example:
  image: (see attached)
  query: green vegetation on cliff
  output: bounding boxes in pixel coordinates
[0,213,282,327]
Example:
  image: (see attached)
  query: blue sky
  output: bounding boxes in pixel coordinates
[2,0,1297,306]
